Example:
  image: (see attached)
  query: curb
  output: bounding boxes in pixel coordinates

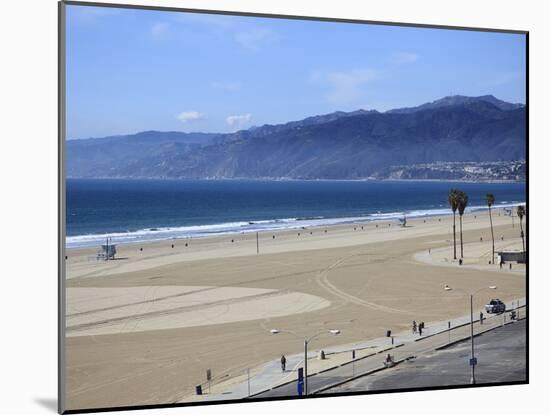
[413,304,526,344]
[318,343,405,374]
[316,317,526,394]
[244,306,526,399]
[435,316,526,351]
[247,343,407,398]
[312,359,408,394]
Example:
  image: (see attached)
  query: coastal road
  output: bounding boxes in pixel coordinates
[327,318,526,392]
[252,315,526,398]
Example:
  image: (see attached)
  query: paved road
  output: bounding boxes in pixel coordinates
[252,314,525,398]
[327,319,526,393]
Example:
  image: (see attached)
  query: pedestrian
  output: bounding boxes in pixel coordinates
[412,320,417,334]
[420,322,425,331]
[418,325,423,336]
[280,355,286,372]
[479,311,484,324]
[509,263,513,270]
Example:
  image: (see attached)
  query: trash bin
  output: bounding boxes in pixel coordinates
[195,385,202,395]
[297,380,304,396]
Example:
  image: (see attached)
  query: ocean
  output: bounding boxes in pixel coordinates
[66,179,526,248]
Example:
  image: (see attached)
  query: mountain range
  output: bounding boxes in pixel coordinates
[67,95,526,180]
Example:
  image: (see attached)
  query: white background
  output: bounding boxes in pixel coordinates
[0,0,546,414]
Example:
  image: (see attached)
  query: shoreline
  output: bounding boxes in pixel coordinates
[65,208,524,280]
[65,201,525,250]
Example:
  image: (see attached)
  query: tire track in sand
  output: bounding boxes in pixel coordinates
[315,251,410,315]
[67,289,291,334]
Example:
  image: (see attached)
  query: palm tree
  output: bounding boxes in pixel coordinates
[457,190,469,259]
[485,193,496,264]
[517,205,526,255]
[448,189,459,260]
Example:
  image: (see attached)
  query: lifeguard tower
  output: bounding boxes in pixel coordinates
[97,238,116,261]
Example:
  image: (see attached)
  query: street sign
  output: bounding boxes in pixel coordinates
[469,357,478,366]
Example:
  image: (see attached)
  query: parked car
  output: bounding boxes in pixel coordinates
[485,299,506,314]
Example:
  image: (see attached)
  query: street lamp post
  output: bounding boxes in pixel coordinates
[270,328,340,395]
[469,293,475,384]
[444,284,496,384]
[303,339,309,394]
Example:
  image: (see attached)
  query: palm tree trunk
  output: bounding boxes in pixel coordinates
[520,218,525,255]
[459,214,464,259]
[453,212,457,260]
[488,206,495,264]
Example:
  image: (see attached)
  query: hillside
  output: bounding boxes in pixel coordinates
[67,95,526,180]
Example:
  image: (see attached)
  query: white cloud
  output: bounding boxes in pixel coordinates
[151,22,170,39]
[211,81,242,91]
[176,13,235,30]
[391,52,419,64]
[311,68,377,105]
[173,13,278,52]
[234,28,276,51]
[176,111,204,123]
[226,114,252,130]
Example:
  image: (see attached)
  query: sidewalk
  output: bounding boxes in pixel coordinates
[185,298,526,401]
[324,318,527,394]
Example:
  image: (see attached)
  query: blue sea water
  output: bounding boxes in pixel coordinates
[66,179,526,248]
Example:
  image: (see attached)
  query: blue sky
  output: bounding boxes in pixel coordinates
[66,4,526,139]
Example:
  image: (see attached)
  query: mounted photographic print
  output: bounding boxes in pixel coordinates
[59,1,528,413]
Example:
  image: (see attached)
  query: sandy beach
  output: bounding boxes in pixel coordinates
[64,207,526,410]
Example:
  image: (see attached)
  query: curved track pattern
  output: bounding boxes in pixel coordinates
[67,289,291,334]
[315,251,410,315]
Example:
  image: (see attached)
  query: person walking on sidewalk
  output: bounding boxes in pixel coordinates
[280,355,286,372]
[418,324,423,336]
[412,320,417,334]
[480,311,484,325]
